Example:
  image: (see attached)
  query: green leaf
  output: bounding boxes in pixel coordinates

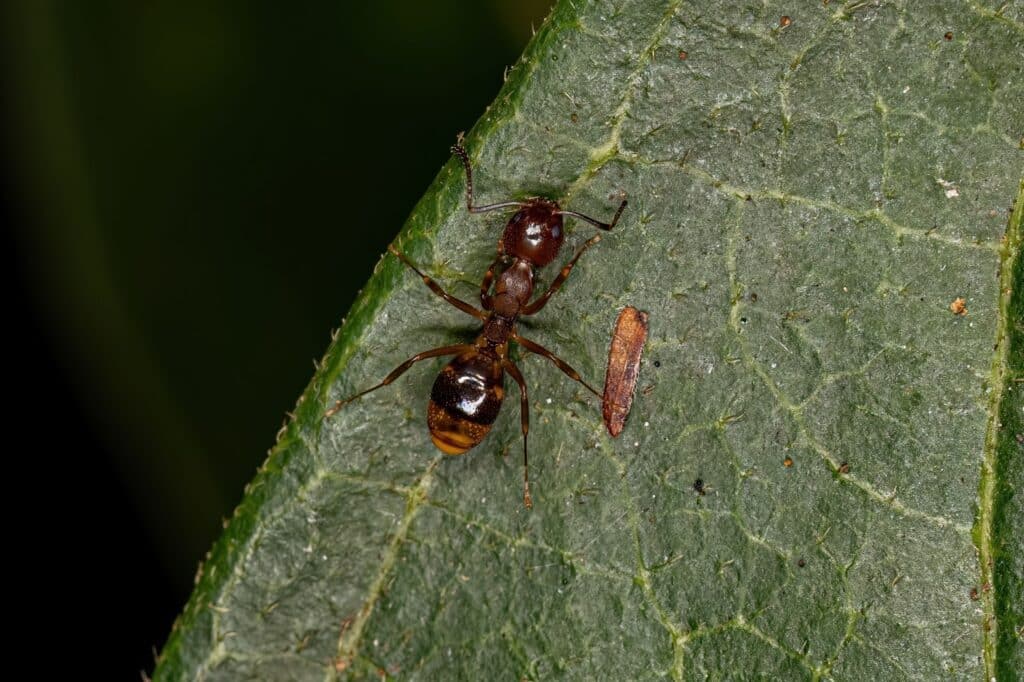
[157,1,1024,679]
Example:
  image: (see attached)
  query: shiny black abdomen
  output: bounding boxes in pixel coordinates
[427,351,504,454]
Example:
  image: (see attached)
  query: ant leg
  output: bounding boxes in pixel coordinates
[388,246,485,320]
[451,138,528,215]
[503,359,532,509]
[559,199,628,231]
[478,253,504,310]
[324,344,473,418]
[521,235,602,315]
[512,333,601,400]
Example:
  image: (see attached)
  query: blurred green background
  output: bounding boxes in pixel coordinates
[2,1,547,674]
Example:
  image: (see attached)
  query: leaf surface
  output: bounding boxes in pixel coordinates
[157,1,1024,679]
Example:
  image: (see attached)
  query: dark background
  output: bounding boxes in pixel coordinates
[2,1,547,676]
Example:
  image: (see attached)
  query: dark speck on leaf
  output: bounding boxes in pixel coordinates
[653,360,661,368]
[693,478,705,495]
[750,292,758,302]
[970,587,980,600]
[678,50,688,60]
[740,317,748,324]
[838,462,851,474]
[944,31,953,40]
[797,558,806,568]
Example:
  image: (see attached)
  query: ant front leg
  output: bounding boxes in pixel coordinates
[502,359,532,510]
[451,138,528,215]
[324,343,474,417]
[512,333,602,400]
[388,245,485,320]
[478,253,504,310]
[521,235,602,315]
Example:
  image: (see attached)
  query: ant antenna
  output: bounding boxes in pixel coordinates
[559,199,628,231]
[451,135,527,215]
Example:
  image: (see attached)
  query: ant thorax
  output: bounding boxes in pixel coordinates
[491,260,534,317]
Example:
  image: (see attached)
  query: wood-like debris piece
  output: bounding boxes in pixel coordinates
[602,306,649,437]
[949,297,968,316]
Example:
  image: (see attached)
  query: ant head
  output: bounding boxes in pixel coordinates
[501,199,564,266]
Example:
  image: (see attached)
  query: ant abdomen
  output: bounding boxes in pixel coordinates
[427,351,504,455]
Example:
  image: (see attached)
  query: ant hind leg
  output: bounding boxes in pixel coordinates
[324,344,473,418]
[503,359,532,510]
[512,333,601,400]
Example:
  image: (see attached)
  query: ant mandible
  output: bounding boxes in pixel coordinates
[326,138,627,509]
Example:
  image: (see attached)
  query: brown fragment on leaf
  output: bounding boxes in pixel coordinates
[838,461,851,474]
[678,50,688,60]
[779,15,792,27]
[949,297,968,316]
[783,456,794,468]
[602,306,649,437]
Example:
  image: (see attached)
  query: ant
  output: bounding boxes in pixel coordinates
[326,139,627,509]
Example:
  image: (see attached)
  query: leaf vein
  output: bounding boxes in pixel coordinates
[334,457,440,675]
[724,197,973,533]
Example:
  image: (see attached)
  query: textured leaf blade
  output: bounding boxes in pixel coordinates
[157,1,1023,679]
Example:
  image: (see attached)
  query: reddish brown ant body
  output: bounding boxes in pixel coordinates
[326,140,626,508]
